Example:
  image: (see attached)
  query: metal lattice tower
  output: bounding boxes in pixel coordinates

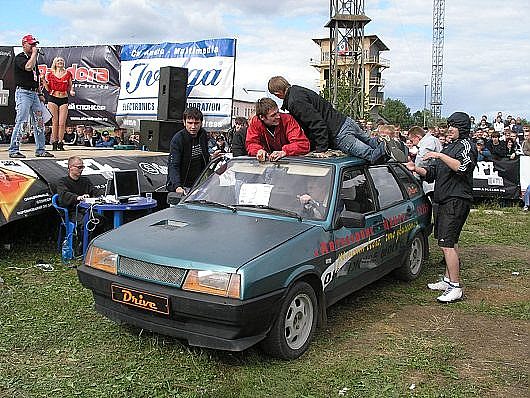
[430,0,445,122]
[326,0,370,119]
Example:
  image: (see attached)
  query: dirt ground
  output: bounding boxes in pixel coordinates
[386,245,529,396]
[323,244,529,397]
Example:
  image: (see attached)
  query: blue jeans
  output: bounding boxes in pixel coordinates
[524,184,530,206]
[9,88,46,154]
[334,117,385,163]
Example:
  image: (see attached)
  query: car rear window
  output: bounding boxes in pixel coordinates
[392,165,422,198]
[368,166,405,209]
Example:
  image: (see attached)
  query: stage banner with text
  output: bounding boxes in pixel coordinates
[37,45,122,126]
[0,46,16,124]
[0,155,168,227]
[117,38,236,131]
[472,158,520,199]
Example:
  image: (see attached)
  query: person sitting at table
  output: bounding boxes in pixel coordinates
[55,156,107,254]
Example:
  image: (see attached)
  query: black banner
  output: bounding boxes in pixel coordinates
[472,158,521,199]
[0,155,168,227]
[37,45,122,126]
[0,46,15,124]
[0,45,121,126]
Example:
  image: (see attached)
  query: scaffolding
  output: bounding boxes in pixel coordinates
[430,0,445,122]
[326,0,370,119]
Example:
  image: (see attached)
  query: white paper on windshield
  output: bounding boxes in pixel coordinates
[238,183,273,205]
[219,170,236,186]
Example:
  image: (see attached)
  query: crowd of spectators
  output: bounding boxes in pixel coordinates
[0,123,141,148]
[2,110,528,209]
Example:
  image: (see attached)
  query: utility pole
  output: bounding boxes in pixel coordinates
[327,0,370,119]
[423,84,428,127]
[430,0,445,124]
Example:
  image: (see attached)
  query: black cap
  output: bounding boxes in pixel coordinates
[447,112,471,137]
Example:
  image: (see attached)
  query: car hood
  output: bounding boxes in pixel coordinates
[92,207,314,270]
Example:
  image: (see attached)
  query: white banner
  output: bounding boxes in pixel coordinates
[520,156,530,191]
[117,39,236,131]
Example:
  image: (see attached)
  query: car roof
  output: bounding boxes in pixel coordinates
[233,155,367,168]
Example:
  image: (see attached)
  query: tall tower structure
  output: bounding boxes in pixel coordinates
[326,0,370,119]
[430,0,445,122]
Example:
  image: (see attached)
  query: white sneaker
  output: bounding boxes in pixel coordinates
[428,278,450,291]
[437,285,463,303]
[524,206,529,212]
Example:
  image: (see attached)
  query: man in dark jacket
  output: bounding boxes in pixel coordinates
[55,156,106,253]
[407,112,477,303]
[268,76,406,163]
[166,107,210,194]
[231,117,249,157]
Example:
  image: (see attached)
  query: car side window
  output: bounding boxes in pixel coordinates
[368,166,405,209]
[391,164,422,198]
[340,169,375,214]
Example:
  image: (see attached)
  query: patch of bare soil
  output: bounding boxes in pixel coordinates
[385,305,530,397]
[465,244,530,265]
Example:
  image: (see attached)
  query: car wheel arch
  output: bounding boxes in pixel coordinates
[283,269,327,329]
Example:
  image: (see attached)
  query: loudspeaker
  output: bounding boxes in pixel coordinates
[157,66,188,121]
[140,120,183,152]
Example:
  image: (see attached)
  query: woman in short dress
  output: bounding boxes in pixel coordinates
[43,57,75,150]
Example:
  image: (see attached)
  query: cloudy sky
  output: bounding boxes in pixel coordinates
[1,0,529,119]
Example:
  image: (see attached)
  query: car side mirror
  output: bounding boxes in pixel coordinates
[167,192,184,205]
[338,209,365,229]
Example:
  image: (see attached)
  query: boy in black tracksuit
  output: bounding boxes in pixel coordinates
[407,112,477,303]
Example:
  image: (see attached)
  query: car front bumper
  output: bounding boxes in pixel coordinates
[77,264,285,351]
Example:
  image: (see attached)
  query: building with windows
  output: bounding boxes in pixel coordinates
[232,99,255,123]
[311,35,389,118]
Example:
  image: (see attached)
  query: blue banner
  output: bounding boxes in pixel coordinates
[120,38,236,61]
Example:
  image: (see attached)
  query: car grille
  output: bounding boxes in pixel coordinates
[118,257,187,288]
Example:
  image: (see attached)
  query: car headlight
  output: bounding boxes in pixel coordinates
[84,246,118,274]
[182,270,240,299]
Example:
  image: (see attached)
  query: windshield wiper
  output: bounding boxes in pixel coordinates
[185,199,236,212]
[234,204,302,221]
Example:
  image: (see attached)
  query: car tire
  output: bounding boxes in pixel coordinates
[394,232,426,281]
[260,281,318,360]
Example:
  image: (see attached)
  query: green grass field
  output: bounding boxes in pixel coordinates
[0,207,528,398]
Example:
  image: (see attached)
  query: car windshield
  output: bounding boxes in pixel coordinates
[184,158,333,220]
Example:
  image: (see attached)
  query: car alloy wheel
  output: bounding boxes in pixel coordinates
[409,235,424,275]
[261,281,318,359]
[284,292,314,350]
[395,233,425,281]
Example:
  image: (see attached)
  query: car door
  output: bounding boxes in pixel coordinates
[366,165,412,270]
[325,167,386,305]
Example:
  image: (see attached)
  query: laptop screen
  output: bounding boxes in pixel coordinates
[113,169,140,200]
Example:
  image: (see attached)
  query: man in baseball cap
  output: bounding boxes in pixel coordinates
[8,34,53,158]
[22,34,39,45]
[406,112,477,303]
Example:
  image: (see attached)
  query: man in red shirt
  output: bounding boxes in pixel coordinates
[246,98,310,161]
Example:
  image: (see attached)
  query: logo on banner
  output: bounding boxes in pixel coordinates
[38,64,110,83]
[0,167,36,220]
[124,63,222,96]
[474,161,504,186]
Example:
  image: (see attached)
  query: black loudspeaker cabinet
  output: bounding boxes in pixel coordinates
[140,120,183,152]
[157,66,188,121]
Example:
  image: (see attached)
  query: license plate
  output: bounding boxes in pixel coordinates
[111,284,169,315]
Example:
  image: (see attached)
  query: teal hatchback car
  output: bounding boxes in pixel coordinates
[78,155,432,359]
